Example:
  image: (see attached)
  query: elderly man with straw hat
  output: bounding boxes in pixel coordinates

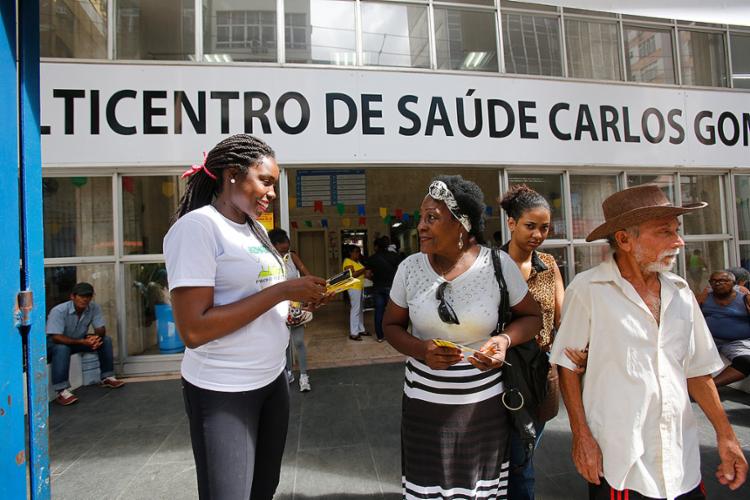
[550,184,747,500]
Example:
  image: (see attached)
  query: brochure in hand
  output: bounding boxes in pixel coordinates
[431,339,511,365]
[325,269,361,295]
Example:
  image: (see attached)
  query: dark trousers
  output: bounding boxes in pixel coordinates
[48,336,115,391]
[508,419,546,499]
[182,372,290,500]
[589,478,706,500]
[373,287,390,340]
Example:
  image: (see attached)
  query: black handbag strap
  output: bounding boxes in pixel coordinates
[490,249,512,334]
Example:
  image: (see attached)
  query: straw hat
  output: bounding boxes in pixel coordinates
[585,184,706,242]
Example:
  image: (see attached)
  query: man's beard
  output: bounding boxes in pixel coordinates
[635,245,680,273]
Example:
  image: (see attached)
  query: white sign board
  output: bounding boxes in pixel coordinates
[40,62,750,168]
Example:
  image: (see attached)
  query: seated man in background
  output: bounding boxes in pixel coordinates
[700,270,750,387]
[47,282,125,406]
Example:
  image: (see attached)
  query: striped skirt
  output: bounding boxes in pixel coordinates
[401,357,510,500]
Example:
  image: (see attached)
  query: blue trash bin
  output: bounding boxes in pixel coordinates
[155,304,185,354]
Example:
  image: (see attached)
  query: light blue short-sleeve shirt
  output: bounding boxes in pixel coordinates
[46,300,105,339]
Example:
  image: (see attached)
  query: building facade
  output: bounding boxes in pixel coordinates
[40,0,750,376]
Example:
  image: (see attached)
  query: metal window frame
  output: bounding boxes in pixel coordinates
[562,13,624,81]
[359,0,432,69]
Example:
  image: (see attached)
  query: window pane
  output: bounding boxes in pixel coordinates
[441,0,495,6]
[565,19,621,81]
[502,12,562,76]
[680,175,723,235]
[45,264,118,357]
[730,33,750,89]
[435,8,498,72]
[624,26,676,84]
[116,0,195,60]
[685,241,725,294]
[122,176,184,255]
[627,174,675,202]
[740,244,750,273]
[574,245,609,274]
[570,175,618,240]
[40,0,108,58]
[541,246,568,285]
[43,177,113,258]
[508,174,566,238]
[679,30,727,87]
[361,2,429,68]
[125,263,179,356]
[204,0,277,62]
[285,0,356,65]
[735,175,750,240]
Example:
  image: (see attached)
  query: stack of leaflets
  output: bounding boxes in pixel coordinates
[325,269,361,295]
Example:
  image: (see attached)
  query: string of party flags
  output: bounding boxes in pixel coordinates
[293,201,494,229]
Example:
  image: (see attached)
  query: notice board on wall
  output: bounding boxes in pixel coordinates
[296,169,365,208]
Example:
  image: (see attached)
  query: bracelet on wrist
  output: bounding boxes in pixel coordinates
[499,333,512,349]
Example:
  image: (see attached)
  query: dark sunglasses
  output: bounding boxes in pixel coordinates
[436,281,460,325]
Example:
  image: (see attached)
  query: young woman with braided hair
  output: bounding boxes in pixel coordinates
[164,134,327,500]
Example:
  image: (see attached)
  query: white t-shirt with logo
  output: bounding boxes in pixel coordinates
[164,205,289,392]
[390,246,528,348]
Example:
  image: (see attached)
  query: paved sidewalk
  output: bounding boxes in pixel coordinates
[50,363,750,499]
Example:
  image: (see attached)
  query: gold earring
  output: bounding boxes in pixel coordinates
[458,231,464,250]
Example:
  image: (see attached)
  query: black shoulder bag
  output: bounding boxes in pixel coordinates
[490,249,550,470]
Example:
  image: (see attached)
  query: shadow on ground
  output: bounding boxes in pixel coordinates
[49,364,749,499]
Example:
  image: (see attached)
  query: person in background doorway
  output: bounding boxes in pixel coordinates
[343,244,369,341]
[384,175,542,500]
[700,270,750,388]
[366,236,400,342]
[47,282,125,406]
[270,228,313,392]
[164,134,327,500]
[499,185,565,500]
[551,184,746,500]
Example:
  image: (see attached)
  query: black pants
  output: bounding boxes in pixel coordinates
[589,478,706,500]
[182,373,290,500]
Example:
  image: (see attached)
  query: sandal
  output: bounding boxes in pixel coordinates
[349,335,363,341]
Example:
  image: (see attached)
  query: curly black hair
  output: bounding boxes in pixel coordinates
[498,184,550,221]
[433,175,486,240]
[268,228,290,246]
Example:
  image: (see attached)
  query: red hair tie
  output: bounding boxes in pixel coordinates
[181,152,217,180]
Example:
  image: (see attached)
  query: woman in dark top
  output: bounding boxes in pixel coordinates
[499,184,565,500]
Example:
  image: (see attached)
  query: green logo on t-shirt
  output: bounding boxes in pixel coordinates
[258,264,284,282]
[247,245,268,255]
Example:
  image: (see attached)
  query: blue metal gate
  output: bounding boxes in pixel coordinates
[0,1,50,498]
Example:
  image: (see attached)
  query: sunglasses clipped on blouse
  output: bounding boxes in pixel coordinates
[436,281,460,325]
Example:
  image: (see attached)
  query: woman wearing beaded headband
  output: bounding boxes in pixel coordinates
[384,174,542,500]
[164,134,327,500]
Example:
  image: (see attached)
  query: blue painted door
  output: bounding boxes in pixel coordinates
[0,1,49,498]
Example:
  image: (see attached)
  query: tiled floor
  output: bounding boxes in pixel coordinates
[49,363,750,500]
[297,298,405,369]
